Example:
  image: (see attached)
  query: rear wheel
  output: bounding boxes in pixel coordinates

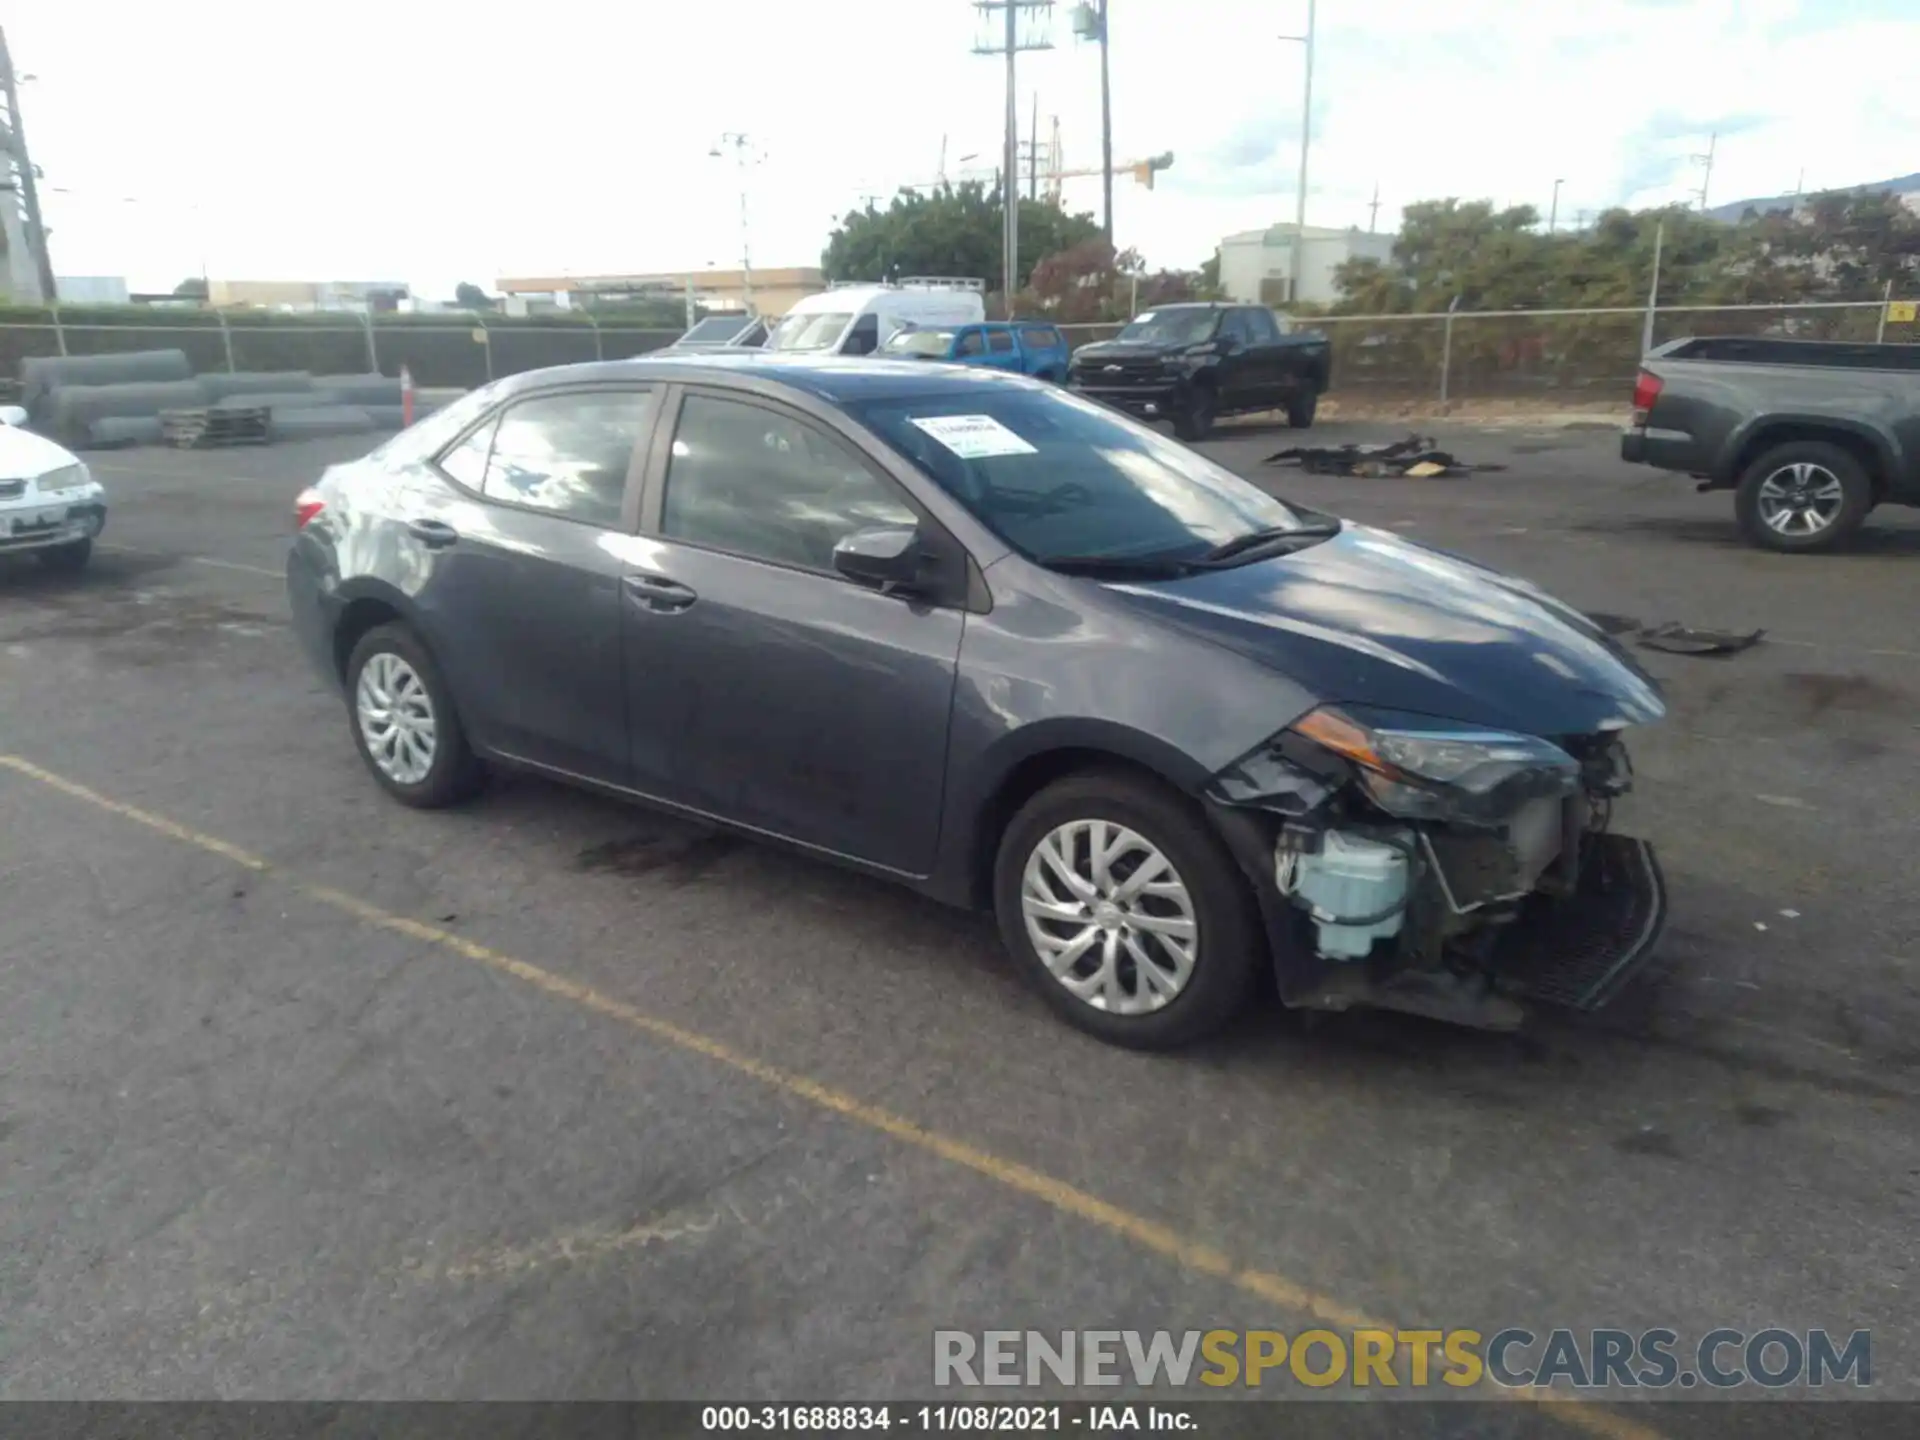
[345,622,484,808]
[1734,441,1871,552]
[993,771,1263,1050]
[1286,388,1319,429]
[35,538,91,573]
[1173,386,1216,442]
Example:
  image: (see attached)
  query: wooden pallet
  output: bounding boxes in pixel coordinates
[161,405,271,448]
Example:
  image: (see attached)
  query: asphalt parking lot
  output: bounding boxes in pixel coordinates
[3,417,1918,1428]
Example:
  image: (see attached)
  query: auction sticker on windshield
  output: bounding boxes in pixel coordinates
[910,414,1039,459]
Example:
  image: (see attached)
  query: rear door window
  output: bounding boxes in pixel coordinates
[987,330,1016,354]
[473,389,651,528]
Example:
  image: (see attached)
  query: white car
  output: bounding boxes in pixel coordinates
[0,404,107,572]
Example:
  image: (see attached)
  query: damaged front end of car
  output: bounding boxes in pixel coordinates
[1204,705,1667,1031]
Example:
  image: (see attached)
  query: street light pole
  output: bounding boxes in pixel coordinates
[711,132,756,315]
[1281,0,1316,306]
[1549,178,1564,233]
[1098,0,1112,245]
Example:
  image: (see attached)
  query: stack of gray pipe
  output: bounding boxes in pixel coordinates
[25,354,414,447]
[47,380,211,447]
[21,349,194,430]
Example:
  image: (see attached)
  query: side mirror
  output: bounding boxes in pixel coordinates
[833,525,924,592]
[0,405,26,427]
[1213,333,1240,355]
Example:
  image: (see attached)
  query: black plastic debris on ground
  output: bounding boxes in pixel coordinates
[1583,613,1766,657]
[1263,433,1508,479]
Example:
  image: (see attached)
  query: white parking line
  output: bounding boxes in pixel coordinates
[95,540,282,579]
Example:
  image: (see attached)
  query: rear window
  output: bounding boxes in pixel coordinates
[1024,326,1062,348]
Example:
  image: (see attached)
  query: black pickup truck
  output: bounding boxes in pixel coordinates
[1067,302,1332,440]
[1621,335,1920,551]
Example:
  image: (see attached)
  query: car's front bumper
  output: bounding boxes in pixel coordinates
[0,500,105,553]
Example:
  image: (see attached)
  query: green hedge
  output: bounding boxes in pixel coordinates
[0,305,682,390]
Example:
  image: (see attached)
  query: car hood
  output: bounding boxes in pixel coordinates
[0,423,82,477]
[1102,524,1665,736]
[1070,339,1184,364]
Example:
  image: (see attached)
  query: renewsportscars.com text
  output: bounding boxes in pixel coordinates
[933,1328,1871,1391]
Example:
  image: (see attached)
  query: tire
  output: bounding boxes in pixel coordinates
[1733,441,1872,553]
[344,622,484,808]
[993,770,1264,1050]
[35,538,92,573]
[1173,386,1216,442]
[1286,389,1319,429]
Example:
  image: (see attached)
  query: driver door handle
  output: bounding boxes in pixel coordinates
[623,572,698,614]
[406,518,460,549]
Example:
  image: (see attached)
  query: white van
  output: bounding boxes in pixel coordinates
[767,278,986,357]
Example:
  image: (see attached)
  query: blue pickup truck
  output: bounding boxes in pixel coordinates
[880,321,1071,381]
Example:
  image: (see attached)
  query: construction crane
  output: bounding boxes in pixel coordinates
[1042,152,1172,205]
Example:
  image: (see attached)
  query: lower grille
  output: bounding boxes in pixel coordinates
[1490,833,1668,1010]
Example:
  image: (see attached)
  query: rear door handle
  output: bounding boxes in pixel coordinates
[406,518,460,549]
[623,572,698,613]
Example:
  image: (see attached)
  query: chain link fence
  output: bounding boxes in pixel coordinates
[3,302,1912,404]
[0,310,682,393]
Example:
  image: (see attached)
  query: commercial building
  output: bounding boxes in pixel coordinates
[1216,224,1396,308]
[495,266,826,318]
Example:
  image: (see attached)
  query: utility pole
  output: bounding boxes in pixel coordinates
[709,132,757,314]
[1068,3,1112,243]
[974,1,1053,310]
[1692,131,1717,212]
[1548,178,1564,233]
[1280,0,1316,305]
[1367,181,1380,234]
[0,26,56,304]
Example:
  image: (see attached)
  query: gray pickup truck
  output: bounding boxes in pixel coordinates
[1620,335,1920,551]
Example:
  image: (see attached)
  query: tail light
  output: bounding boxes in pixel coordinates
[1631,369,1663,425]
[294,487,326,530]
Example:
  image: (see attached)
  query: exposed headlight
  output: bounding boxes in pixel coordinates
[1288,705,1580,825]
[36,463,89,493]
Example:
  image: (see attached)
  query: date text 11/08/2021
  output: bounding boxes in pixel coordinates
[701,1406,1187,1432]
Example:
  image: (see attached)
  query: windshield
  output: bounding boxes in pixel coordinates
[849,387,1303,565]
[1117,309,1219,346]
[769,311,853,352]
[883,329,956,358]
[680,315,753,344]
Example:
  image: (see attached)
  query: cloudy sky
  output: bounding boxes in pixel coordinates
[16,0,1919,299]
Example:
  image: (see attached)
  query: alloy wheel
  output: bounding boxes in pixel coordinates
[1019,819,1198,1015]
[356,651,438,785]
[1756,462,1845,537]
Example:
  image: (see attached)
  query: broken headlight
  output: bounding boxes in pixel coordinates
[1287,705,1580,826]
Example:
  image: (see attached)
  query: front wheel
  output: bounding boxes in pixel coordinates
[1734,441,1872,552]
[993,772,1263,1050]
[345,622,485,808]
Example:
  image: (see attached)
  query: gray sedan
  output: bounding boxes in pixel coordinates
[289,355,1668,1049]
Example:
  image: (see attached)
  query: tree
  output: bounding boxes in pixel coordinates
[1196,254,1224,300]
[821,182,1102,296]
[454,281,493,309]
[173,277,208,300]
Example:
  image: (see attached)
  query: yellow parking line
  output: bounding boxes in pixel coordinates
[0,752,1659,1440]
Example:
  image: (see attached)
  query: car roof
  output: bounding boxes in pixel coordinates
[494,352,1044,404]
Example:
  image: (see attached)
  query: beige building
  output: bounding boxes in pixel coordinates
[496,266,825,318]
[1217,224,1395,308]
